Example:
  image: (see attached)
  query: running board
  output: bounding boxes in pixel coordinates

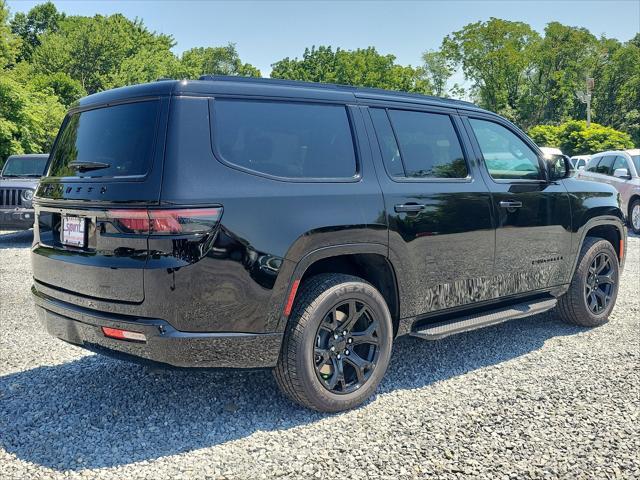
[410,298,557,341]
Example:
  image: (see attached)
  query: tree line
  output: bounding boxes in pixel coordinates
[1,2,638,165]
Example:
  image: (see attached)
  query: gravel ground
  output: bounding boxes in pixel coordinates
[1,229,638,479]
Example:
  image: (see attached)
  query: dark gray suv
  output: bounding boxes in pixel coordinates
[0,154,48,230]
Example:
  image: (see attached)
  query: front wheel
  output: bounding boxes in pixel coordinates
[274,273,393,412]
[630,199,640,235]
[556,237,620,327]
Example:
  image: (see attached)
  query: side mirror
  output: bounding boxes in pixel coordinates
[613,168,631,179]
[546,154,573,181]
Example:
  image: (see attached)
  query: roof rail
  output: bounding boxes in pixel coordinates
[197,75,478,108]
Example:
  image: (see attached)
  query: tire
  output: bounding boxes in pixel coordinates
[629,199,640,235]
[556,237,620,327]
[274,273,393,412]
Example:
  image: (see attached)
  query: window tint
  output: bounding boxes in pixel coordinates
[48,101,159,178]
[631,155,640,173]
[611,156,628,174]
[586,157,601,172]
[595,155,614,175]
[369,108,404,177]
[212,99,356,179]
[469,119,541,180]
[384,109,467,179]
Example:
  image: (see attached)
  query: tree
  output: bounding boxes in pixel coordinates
[0,73,65,165]
[593,34,640,146]
[10,1,63,62]
[271,46,432,94]
[528,120,634,156]
[442,18,539,116]
[31,14,179,94]
[519,22,601,126]
[1,0,20,69]
[421,49,453,97]
[180,43,260,78]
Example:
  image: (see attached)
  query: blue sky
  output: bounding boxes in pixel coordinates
[6,0,640,78]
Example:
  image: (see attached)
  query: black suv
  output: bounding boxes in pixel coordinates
[32,77,627,412]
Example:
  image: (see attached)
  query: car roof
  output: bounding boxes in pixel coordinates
[77,76,489,114]
[591,150,639,159]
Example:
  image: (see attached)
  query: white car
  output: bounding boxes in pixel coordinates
[576,149,640,233]
[570,155,591,170]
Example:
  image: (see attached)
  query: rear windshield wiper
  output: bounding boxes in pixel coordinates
[68,161,111,172]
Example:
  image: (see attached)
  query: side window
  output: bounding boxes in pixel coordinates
[211,99,357,179]
[595,155,614,175]
[469,118,542,180]
[611,156,628,174]
[369,108,404,177]
[586,157,601,172]
[386,109,468,178]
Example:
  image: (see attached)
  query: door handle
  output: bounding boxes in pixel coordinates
[499,201,523,209]
[394,203,425,213]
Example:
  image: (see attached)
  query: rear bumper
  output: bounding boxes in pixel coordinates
[0,208,34,229]
[32,286,283,369]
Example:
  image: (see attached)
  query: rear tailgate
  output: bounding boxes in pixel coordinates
[32,97,170,304]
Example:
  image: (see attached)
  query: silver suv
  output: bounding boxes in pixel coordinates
[577,149,640,233]
[0,154,48,230]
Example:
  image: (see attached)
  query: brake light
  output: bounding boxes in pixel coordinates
[108,207,222,235]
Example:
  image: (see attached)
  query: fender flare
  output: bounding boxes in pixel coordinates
[569,215,627,278]
[276,242,393,331]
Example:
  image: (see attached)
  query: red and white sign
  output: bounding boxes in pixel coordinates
[61,216,86,247]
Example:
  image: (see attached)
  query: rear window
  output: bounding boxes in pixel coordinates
[48,100,160,178]
[211,99,357,179]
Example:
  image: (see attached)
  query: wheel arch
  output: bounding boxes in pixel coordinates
[628,194,640,221]
[278,244,401,336]
[572,216,627,277]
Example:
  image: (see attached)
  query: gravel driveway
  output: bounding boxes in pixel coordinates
[1,229,638,479]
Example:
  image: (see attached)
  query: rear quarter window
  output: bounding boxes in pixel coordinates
[48,100,160,179]
[211,99,357,179]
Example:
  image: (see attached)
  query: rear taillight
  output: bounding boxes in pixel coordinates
[107,207,222,235]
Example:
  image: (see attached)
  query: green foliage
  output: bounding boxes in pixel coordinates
[1,0,20,68]
[593,34,640,146]
[0,71,65,165]
[421,49,454,97]
[10,1,62,62]
[528,124,561,148]
[30,14,179,94]
[271,46,432,94]
[528,121,634,156]
[441,18,539,115]
[519,22,600,126]
[180,43,261,78]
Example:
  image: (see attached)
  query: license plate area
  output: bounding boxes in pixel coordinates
[61,215,86,248]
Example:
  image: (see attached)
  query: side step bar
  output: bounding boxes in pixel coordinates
[410,297,557,341]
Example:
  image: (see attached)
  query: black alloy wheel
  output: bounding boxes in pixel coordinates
[313,300,380,394]
[584,252,616,314]
[274,273,393,412]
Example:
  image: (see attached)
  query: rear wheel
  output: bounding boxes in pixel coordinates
[556,237,620,327]
[630,199,640,234]
[274,273,393,412]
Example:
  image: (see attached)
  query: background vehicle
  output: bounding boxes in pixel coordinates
[0,154,48,230]
[31,78,626,411]
[577,149,640,233]
[570,155,591,170]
